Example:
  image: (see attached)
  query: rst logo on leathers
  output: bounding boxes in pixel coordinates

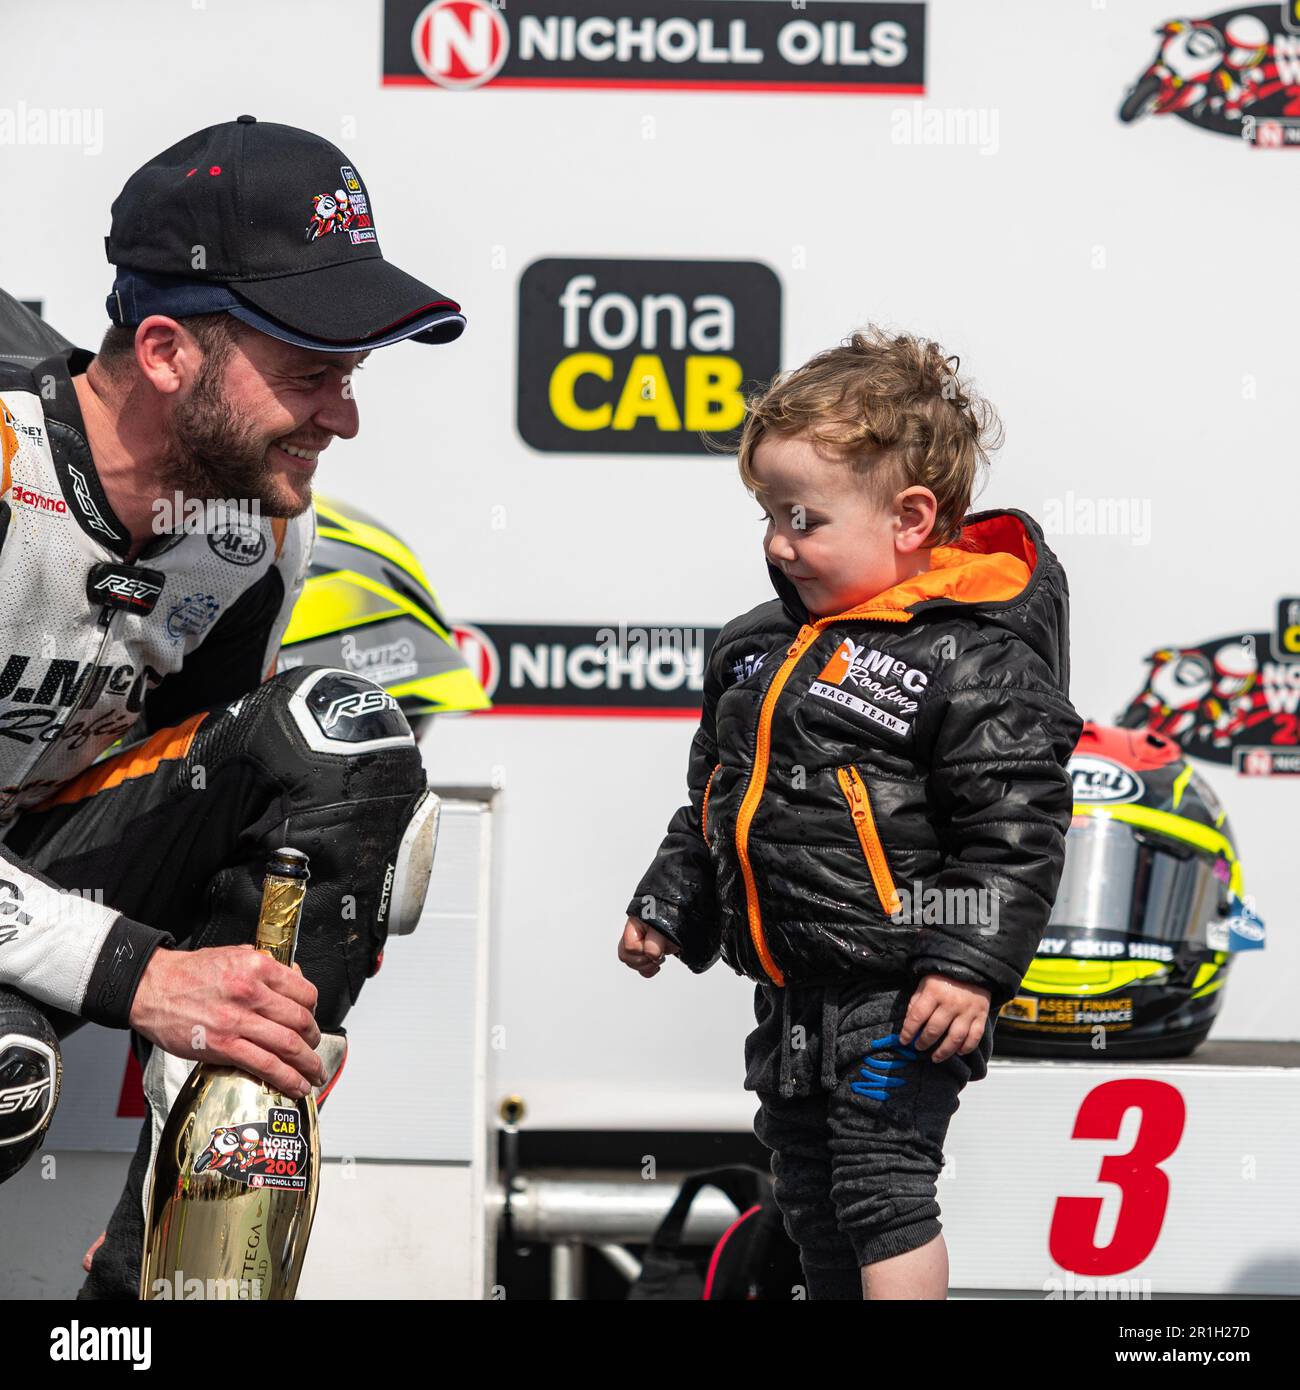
[809,637,929,736]
[85,563,166,615]
[287,668,414,756]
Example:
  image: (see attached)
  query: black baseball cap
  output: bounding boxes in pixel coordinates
[104,115,465,352]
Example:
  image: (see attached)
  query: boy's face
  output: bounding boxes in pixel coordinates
[750,432,931,618]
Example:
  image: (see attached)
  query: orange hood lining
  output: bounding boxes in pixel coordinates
[841,513,1036,619]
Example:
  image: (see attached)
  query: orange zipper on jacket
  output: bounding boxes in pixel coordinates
[701,763,721,844]
[734,611,910,986]
[836,766,902,918]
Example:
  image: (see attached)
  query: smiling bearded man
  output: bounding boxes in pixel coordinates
[0,115,464,1299]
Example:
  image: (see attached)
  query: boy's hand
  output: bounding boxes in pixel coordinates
[900,973,991,1063]
[618,916,679,978]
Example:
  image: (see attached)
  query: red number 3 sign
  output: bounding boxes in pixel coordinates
[1049,1078,1187,1275]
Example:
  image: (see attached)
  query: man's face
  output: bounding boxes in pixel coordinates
[751,432,905,618]
[159,325,369,519]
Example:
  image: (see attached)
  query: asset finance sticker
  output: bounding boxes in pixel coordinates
[999,996,1038,1023]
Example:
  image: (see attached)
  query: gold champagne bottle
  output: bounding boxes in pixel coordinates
[139,848,319,1301]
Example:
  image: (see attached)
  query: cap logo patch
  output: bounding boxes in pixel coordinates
[304,166,375,244]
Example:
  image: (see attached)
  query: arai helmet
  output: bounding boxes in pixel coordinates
[995,722,1263,1059]
[277,494,489,740]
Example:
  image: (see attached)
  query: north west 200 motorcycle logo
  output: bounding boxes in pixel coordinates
[1119,4,1300,145]
[1118,598,1300,775]
[193,1108,309,1191]
[304,166,375,244]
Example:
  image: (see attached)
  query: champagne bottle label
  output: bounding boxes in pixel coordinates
[193,1107,310,1192]
[139,847,318,1300]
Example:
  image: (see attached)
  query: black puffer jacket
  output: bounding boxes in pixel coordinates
[627,509,1084,1008]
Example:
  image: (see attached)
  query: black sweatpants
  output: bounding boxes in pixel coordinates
[744,974,995,1300]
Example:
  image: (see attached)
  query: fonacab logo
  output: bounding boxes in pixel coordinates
[517,258,780,454]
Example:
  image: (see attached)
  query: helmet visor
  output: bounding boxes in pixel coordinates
[1048,814,1230,949]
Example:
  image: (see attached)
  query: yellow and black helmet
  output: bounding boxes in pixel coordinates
[996,722,1264,1059]
[277,494,489,738]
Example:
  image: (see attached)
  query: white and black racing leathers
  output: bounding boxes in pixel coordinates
[0,350,437,1303]
[0,349,314,1024]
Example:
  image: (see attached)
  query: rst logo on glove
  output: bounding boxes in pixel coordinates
[0,1075,53,1117]
[322,687,399,733]
[289,668,414,754]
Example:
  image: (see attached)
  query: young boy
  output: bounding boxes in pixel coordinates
[618,327,1083,1300]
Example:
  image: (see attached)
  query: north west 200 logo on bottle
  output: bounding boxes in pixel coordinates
[192,1108,309,1192]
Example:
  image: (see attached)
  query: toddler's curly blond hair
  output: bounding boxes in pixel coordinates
[736,326,1003,547]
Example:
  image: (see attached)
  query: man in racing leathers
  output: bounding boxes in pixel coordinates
[0,115,465,1298]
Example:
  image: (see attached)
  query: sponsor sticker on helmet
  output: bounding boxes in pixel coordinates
[1214,891,1266,951]
[999,995,1038,1023]
[1069,754,1144,804]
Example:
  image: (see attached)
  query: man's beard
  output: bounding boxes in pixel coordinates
[157,361,308,520]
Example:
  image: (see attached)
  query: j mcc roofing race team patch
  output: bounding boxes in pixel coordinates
[517,257,781,455]
[809,636,929,737]
[382,0,926,93]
